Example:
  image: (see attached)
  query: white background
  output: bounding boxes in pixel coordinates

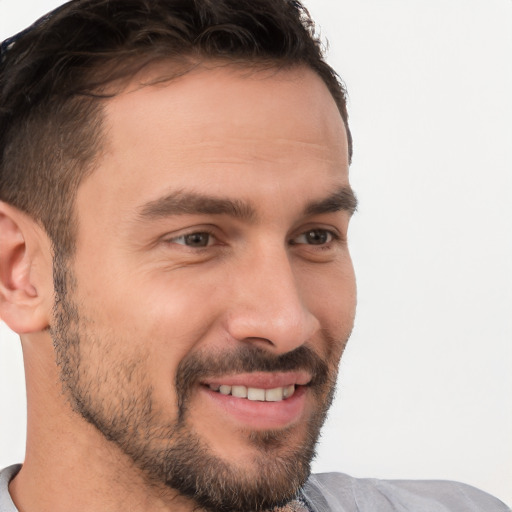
[1,0,511,506]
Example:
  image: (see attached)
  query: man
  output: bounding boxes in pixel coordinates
[0,1,509,511]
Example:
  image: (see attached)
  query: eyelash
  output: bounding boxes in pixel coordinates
[289,228,341,246]
[165,229,219,248]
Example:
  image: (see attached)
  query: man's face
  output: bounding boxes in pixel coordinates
[51,64,356,511]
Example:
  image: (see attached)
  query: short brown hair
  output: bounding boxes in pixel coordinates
[0,0,352,257]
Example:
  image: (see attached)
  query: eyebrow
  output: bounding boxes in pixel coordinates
[304,186,358,216]
[138,190,257,221]
[137,185,357,222]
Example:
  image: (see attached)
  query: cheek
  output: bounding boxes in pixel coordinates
[300,260,356,321]
[299,261,356,358]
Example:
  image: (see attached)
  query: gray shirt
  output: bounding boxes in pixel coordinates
[1,464,510,511]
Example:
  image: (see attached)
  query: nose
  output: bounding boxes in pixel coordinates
[224,244,320,354]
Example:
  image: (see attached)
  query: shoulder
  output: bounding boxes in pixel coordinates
[0,465,21,512]
[303,472,511,512]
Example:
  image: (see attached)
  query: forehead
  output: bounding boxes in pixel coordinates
[108,63,346,152]
[79,64,349,219]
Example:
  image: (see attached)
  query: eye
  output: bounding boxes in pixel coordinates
[290,229,336,245]
[168,231,215,248]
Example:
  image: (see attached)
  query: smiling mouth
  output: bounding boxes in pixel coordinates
[207,384,296,402]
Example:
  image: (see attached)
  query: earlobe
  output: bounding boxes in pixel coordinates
[0,201,51,334]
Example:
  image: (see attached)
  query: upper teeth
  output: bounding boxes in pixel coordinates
[209,384,295,402]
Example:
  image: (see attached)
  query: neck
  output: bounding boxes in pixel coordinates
[10,334,195,512]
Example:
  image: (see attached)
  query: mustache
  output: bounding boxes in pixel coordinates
[175,344,332,417]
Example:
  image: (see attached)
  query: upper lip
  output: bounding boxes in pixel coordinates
[201,371,312,389]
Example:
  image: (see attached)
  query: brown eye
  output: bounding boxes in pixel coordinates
[169,232,214,247]
[305,230,330,245]
[291,229,334,245]
[184,233,211,247]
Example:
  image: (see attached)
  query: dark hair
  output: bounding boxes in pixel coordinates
[0,0,352,257]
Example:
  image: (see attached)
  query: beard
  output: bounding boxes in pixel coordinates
[50,260,342,512]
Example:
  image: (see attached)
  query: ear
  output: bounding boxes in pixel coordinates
[0,201,53,333]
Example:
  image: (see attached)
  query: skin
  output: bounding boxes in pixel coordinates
[0,64,356,512]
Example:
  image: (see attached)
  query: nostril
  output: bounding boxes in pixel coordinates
[226,309,320,355]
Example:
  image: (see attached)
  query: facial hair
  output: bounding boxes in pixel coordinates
[50,261,343,512]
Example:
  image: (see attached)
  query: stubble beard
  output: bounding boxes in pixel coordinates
[50,260,343,512]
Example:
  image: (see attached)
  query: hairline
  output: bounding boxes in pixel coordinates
[64,56,350,253]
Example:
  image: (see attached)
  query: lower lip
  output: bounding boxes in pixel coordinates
[200,385,308,430]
